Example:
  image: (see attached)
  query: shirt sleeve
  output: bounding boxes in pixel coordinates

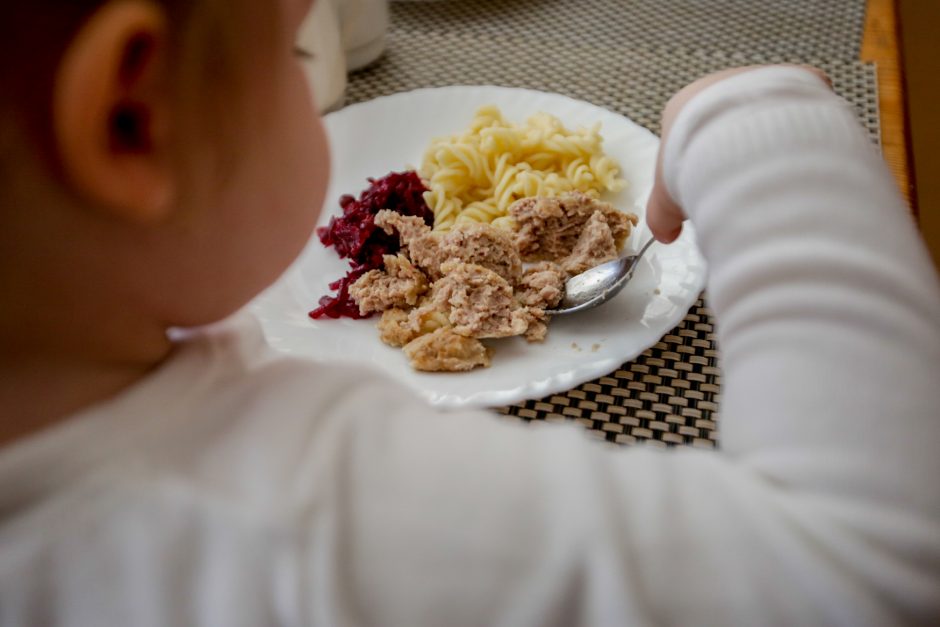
[293,68,940,627]
[662,66,940,518]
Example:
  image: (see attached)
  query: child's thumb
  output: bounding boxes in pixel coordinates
[645,155,685,244]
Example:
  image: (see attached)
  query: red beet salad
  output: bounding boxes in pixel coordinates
[309,171,434,319]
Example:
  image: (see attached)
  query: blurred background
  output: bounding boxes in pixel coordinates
[898,0,939,269]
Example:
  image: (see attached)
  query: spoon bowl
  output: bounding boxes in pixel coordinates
[546,237,656,316]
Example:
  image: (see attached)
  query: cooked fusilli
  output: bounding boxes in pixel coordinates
[420,105,627,231]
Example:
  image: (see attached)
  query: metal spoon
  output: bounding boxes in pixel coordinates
[545,237,656,315]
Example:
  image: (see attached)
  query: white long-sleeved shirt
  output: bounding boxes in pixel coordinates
[2,67,938,626]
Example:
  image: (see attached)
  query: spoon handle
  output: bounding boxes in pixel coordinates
[631,237,656,267]
[611,236,655,291]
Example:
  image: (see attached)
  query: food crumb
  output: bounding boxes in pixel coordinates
[591,343,601,352]
[653,288,661,295]
[571,342,582,352]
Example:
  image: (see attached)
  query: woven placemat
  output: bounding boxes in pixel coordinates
[498,298,721,449]
[390,0,868,61]
[348,34,880,145]
[344,1,879,447]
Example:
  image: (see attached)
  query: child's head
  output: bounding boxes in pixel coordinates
[0,0,328,347]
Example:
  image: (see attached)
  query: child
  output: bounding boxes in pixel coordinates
[1,1,938,625]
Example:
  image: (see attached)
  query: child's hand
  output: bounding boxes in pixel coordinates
[645,65,831,243]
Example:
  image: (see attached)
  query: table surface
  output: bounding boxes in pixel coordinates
[862,0,912,208]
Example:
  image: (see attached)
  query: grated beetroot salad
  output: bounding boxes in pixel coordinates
[309,171,434,319]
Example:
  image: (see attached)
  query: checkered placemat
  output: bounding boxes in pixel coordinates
[344,0,878,447]
[390,0,868,60]
[348,35,880,145]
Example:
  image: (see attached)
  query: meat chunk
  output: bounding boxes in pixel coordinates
[377,308,419,347]
[373,209,432,245]
[560,211,619,276]
[425,260,528,339]
[407,299,450,333]
[364,193,638,369]
[522,311,550,343]
[349,254,428,315]
[379,303,452,347]
[403,328,491,372]
[515,261,566,310]
[374,210,443,276]
[436,223,522,284]
[375,210,522,283]
[510,192,637,261]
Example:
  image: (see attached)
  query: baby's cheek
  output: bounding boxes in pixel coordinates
[304,117,330,221]
[288,83,329,226]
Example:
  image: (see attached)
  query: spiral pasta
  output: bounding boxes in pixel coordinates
[419,105,627,231]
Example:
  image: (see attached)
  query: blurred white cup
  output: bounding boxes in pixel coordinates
[296,0,347,112]
[336,0,390,71]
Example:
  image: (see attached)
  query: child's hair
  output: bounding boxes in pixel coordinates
[0,1,276,191]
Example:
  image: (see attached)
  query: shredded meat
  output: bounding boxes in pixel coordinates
[522,311,550,343]
[510,192,637,261]
[403,327,491,372]
[436,223,522,283]
[377,308,420,347]
[561,211,619,276]
[515,261,566,309]
[362,193,639,371]
[425,260,528,339]
[373,209,432,245]
[374,210,443,277]
[349,254,428,315]
[376,210,522,282]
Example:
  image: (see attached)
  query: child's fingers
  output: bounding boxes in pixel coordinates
[645,152,685,243]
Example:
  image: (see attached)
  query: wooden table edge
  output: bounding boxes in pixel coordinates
[861,0,915,213]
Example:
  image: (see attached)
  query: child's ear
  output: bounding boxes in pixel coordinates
[54,0,176,224]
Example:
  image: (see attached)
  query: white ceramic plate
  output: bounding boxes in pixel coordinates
[250,86,706,409]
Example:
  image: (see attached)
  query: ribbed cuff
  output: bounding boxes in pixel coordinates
[661,66,870,216]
